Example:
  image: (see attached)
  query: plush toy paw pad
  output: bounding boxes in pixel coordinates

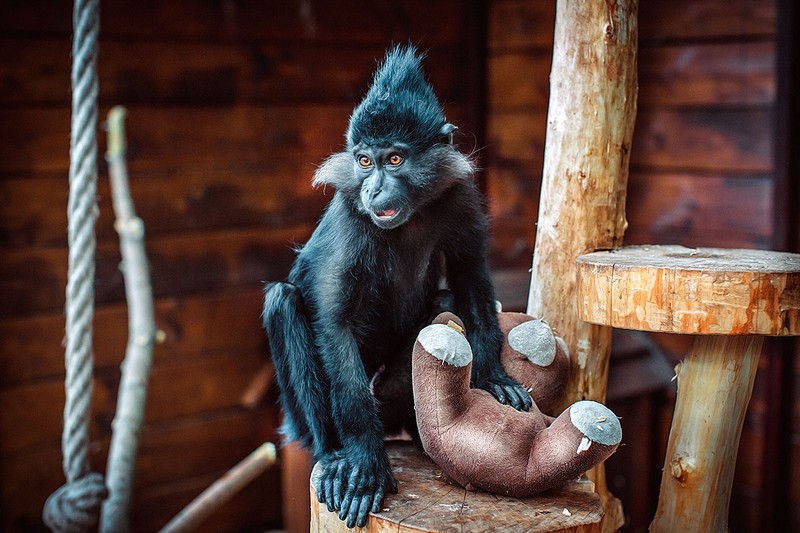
[418,323,473,367]
[569,400,622,447]
[507,319,556,366]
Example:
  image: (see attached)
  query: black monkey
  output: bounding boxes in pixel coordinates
[262,46,532,528]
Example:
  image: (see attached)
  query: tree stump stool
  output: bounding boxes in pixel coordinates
[576,245,800,533]
[310,442,605,532]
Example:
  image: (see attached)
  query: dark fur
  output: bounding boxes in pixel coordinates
[263,46,531,528]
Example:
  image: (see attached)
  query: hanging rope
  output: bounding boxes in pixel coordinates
[43,0,107,530]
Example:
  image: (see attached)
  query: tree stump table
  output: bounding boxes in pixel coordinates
[575,245,800,532]
[310,442,605,532]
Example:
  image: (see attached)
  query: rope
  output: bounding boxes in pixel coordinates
[43,0,107,530]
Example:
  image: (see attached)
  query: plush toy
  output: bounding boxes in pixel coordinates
[497,312,571,415]
[412,312,621,497]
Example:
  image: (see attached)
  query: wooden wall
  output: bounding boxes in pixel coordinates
[486,0,786,531]
[2,0,794,532]
[0,1,473,531]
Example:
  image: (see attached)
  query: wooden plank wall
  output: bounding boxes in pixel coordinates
[486,0,779,531]
[0,1,471,531]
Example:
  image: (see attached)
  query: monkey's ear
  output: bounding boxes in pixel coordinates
[440,123,458,145]
[312,152,354,190]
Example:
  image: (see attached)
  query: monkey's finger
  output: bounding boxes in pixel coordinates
[331,462,345,511]
[316,466,329,504]
[371,485,386,513]
[338,467,361,521]
[519,388,533,411]
[490,383,508,404]
[356,492,373,527]
[387,474,398,493]
[506,385,528,411]
[344,493,365,529]
[323,469,337,512]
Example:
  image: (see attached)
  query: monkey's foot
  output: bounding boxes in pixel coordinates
[313,445,397,528]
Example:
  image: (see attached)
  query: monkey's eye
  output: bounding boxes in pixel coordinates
[358,155,373,168]
[388,154,404,166]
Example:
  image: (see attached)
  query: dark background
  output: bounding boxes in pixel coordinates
[1,0,797,531]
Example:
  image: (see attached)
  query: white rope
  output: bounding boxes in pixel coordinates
[43,0,107,530]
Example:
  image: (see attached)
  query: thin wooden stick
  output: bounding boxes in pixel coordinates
[159,442,277,533]
[101,106,158,532]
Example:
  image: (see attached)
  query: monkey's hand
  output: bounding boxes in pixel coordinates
[476,368,533,412]
[314,444,398,528]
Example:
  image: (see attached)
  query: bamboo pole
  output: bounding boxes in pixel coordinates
[527,1,638,530]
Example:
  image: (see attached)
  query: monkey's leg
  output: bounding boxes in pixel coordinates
[315,326,398,528]
[263,282,332,457]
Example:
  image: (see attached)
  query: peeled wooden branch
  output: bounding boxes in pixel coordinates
[100,106,158,532]
[159,442,277,533]
[527,1,638,530]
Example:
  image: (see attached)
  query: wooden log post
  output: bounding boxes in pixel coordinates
[527,1,638,530]
[576,245,800,532]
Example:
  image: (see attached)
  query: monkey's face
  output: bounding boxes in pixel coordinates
[353,144,415,230]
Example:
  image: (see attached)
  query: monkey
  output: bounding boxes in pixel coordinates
[262,46,532,528]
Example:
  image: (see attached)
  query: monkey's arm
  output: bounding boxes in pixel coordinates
[444,219,533,412]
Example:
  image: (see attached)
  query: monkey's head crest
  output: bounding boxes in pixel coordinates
[346,45,454,153]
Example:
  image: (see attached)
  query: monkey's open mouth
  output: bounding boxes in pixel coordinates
[374,208,399,220]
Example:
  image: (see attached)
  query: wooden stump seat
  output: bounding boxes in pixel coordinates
[576,245,800,533]
[310,442,605,532]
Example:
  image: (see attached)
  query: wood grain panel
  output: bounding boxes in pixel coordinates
[639,42,775,106]
[488,51,552,110]
[632,109,773,173]
[0,164,328,248]
[640,0,776,41]
[0,39,463,105]
[0,288,267,387]
[486,109,548,165]
[0,349,270,454]
[0,104,465,175]
[625,172,773,249]
[0,105,347,174]
[1,0,463,45]
[0,226,306,317]
[488,0,556,51]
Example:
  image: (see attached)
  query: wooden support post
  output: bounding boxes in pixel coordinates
[527,1,638,530]
[651,335,762,532]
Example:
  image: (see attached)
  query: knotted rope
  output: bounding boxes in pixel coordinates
[43,0,108,530]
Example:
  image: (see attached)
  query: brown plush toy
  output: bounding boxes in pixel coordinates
[412,312,621,497]
[498,312,571,415]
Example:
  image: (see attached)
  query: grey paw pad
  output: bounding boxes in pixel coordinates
[418,324,473,367]
[569,400,622,447]
[507,319,556,366]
